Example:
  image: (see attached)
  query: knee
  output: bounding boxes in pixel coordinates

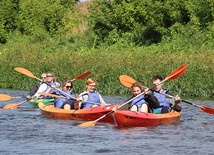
[161,106,169,113]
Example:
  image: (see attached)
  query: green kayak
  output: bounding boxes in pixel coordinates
[29,98,54,108]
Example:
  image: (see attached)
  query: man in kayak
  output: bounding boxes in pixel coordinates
[152,75,182,113]
[26,72,47,99]
[119,82,160,113]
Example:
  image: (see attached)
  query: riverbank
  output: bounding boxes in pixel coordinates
[0,39,213,98]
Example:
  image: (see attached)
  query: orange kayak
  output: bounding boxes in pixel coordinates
[113,110,181,127]
[38,102,119,124]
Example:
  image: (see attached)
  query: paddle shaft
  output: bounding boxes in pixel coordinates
[18,100,28,105]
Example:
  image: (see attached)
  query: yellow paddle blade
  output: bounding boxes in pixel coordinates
[3,103,19,109]
[14,67,36,78]
[0,94,13,101]
[119,75,137,88]
[78,121,97,127]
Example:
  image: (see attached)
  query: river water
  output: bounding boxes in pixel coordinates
[0,89,213,155]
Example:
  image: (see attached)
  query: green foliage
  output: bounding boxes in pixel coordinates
[88,0,214,47]
[0,0,77,43]
[0,35,213,98]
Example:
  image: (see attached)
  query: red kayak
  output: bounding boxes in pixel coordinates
[38,102,119,124]
[113,110,181,127]
[72,104,119,124]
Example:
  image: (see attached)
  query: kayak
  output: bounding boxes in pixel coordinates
[113,110,181,127]
[29,98,55,103]
[38,102,75,119]
[38,102,119,124]
[29,98,54,107]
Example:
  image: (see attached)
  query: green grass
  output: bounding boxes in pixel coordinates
[0,34,213,99]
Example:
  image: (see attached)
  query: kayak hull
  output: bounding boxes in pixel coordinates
[38,102,119,124]
[72,104,119,124]
[38,102,75,119]
[113,110,181,127]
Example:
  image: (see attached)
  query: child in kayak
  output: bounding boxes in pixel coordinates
[119,82,160,113]
[77,78,109,109]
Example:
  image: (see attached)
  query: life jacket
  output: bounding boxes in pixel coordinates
[130,95,147,112]
[82,92,100,109]
[55,90,75,109]
[153,89,171,113]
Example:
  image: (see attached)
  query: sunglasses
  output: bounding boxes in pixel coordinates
[65,86,72,89]
[47,75,53,77]
[41,77,46,79]
[89,85,96,87]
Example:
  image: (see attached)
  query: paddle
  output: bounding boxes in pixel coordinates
[71,71,91,82]
[0,94,23,101]
[3,100,28,109]
[78,64,187,127]
[119,64,187,88]
[14,67,90,83]
[120,75,214,115]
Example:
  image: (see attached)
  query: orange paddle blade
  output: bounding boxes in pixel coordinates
[78,121,96,127]
[165,64,187,80]
[0,94,13,101]
[38,92,62,98]
[119,75,137,88]
[72,71,91,81]
[200,106,214,114]
[14,67,36,78]
[3,103,19,109]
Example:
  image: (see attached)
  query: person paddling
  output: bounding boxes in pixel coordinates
[119,82,160,113]
[54,78,76,110]
[26,73,47,99]
[151,75,182,113]
[33,72,59,99]
[77,78,109,109]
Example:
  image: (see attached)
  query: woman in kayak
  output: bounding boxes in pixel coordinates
[120,82,160,113]
[54,78,76,110]
[77,78,109,109]
[151,75,181,113]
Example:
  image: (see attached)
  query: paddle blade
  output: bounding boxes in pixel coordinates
[119,75,137,88]
[72,71,91,81]
[0,94,13,101]
[200,106,214,114]
[78,121,97,127]
[14,67,36,78]
[3,103,19,109]
[165,64,187,80]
